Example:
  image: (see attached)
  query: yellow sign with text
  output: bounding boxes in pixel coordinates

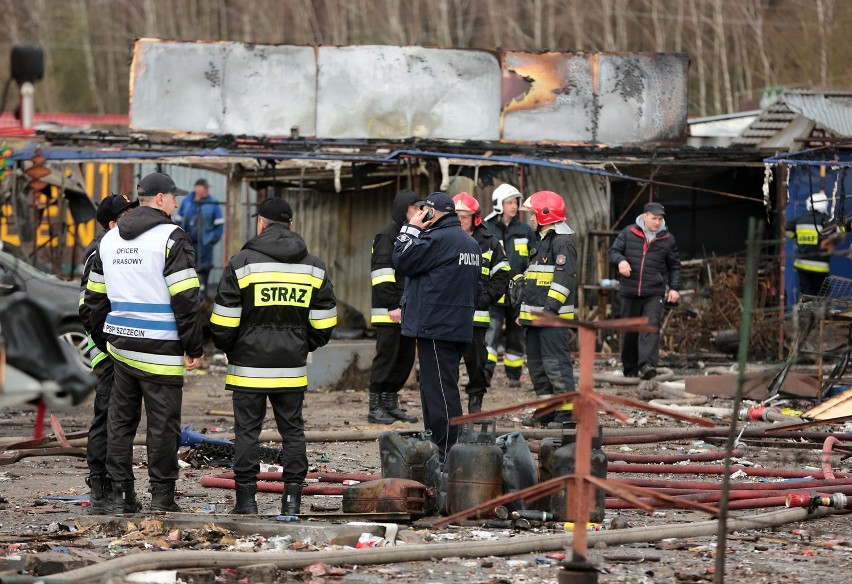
[255,283,313,307]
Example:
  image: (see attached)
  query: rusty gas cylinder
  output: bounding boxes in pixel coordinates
[550,430,607,523]
[535,436,562,512]
[445,420,503,518]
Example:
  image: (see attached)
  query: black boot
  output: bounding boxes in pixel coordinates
[109,481,138,515]
[230,483,258,515]
[281,483,303,516]
[86,475,112,515]
[367,393,396,424]
[149,482,182,512]
[381,393,418,423]
[468,393,484,414]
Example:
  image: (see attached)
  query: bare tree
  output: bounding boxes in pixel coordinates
[688,0,708,116]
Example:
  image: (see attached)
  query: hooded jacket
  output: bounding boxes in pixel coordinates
[370,189,422,326]
[393,213,481,343]
[174,193,224,269]
[609,215,682,298]
[519,223,578,325]
[210,223,337,393]
[84,206,204,385]
[471,224,511,327]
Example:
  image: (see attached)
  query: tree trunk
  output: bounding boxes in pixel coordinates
[688,0,707,116]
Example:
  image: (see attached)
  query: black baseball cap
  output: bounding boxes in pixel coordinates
[252,197,293,223]
[420,192,455,213]
[137,172,188,197]
[96,194,139,229]
[643,202,666,216]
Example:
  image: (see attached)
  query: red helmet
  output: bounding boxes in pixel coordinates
[522,190,566,226]
[453,192,482,226]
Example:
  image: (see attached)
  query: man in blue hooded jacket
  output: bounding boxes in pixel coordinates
[392,192,481,461]
[175,178,224,297]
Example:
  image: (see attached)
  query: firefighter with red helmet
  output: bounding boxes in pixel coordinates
[519,190,577,426]
[453,193,510,413]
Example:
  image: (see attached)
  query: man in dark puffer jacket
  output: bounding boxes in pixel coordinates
[609,202,681,380]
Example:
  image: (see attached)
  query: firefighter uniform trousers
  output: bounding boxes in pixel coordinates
[418,338,466,461]
[369,327,416,395]
[526,327,574,397]
[485,304,526,381]
[232,391,308,485]
[86,360,113,476]
[107,363,183,484]
[619,295,664,374]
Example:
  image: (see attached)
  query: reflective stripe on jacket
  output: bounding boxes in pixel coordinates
[210,223,337,393]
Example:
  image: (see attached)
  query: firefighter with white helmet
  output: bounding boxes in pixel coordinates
[518,190,577,427]
[454,193,510,413]
[483,183,535,387]
[786,192,835,296]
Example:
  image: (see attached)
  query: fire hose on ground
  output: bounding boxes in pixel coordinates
[48,507,845,584]
[200,472,379,496]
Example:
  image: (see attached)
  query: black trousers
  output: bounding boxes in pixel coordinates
[232,391,308,485]
[369,326,416,395]
[106,363,182,485]
[620,294,664,375]
[797,269,828,297]
[462,327,488,396]
[485,304,525,380]
[416,337,465,462]
[197,267,211,298]
[526,326,575,397]
[86,361,114,477]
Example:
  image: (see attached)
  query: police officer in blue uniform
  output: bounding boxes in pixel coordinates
[392,192,481,461]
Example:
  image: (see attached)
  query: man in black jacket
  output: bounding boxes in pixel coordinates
[79,194,138,514]
[84,172,203,514]
[785,192,834,296]
[453,192,510,413]
[483,183,535,387]
[366,189,422,424]
[609,202,681,380]
[210,197,336,515]
[393,192,481,461]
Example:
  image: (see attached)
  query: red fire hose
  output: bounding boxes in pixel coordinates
[606,463,850,479]
[822,436,842,480]
[199,471,380,495]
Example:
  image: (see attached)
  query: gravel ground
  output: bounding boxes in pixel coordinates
[1,346,851,583]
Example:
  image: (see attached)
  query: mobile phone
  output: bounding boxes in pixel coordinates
[424,207,435,221]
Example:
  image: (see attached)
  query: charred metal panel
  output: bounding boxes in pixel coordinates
[316,46,501,140]
[130,39,316,135]
[502,52,688,145]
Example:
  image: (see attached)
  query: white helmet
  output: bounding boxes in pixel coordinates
[807,192,829,214]
[485,184,523,220]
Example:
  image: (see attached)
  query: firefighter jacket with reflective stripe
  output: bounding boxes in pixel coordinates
[393,214,481,343]
[472,224,510,327]
[210,223,337,394]
[84,206,204,385]
[370,220,404,327]
[484,214,535,304]
[786,210,833,273]
[519,224,578,325]
[79,232,109,371]
[609,220,681,298]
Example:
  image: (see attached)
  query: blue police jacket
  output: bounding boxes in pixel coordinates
[175,194,224,269]
[392,214,481,343]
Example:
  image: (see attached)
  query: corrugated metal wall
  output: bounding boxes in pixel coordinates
[284,183,402,320]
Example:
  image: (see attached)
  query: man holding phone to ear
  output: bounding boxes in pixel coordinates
[392,192,481,462]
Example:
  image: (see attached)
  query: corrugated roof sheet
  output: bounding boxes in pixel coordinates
[784,90,852,138]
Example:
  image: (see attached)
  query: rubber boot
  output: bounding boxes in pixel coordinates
[381,393,418,423]
[468,393,484,414]
[230,483,258,515]
[281,483,303,515]
[149,482,182,512]
[110,481,138,515]
[86,475,112,515]
[367,393,396,424]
